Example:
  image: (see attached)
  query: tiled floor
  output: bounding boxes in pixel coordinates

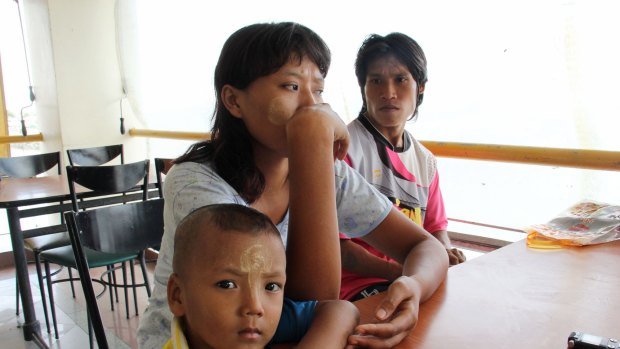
[0,260,155,349]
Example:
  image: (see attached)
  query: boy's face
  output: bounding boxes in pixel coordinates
[168,229,286,349]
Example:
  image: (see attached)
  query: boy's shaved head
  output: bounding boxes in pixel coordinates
[172,203,282,276]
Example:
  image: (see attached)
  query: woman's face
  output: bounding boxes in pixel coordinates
[363,55,421,134]
[231,56,325,157]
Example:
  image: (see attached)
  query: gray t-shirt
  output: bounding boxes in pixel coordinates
[137,160,391,348]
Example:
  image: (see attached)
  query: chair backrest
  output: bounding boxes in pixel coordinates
[154,157,174,198]
[0,152,61,178]
[66,144,124,166]
[66,159,150,211]
[65,198,164,349]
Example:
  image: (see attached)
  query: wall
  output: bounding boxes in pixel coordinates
[25,0,148,164]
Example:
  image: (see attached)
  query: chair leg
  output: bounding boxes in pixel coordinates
[44,261,59,339]
[68,268,76,298]
[34,253,51,334]
[112,264,119,303]
[15,277,20,316]
[86,306,94,349]
[130,260,138,316]
[139,251,151,298]
[122,262,129,319]
[106,265,114,311]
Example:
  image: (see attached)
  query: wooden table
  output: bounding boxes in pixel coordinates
[355,239,620,348]
[1,175,74,348]
[0,174,156,348]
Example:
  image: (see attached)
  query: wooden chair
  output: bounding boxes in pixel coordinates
[40,160,150,340]
[0,151,67,335]
[66,144,124,166]
[65,198,164,349]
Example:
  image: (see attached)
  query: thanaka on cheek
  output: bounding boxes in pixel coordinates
[267,98,290,125]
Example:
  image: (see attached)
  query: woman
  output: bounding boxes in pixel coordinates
[137,22,447,349]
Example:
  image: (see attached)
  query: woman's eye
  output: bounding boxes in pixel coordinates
[369,78,380,84]
[397,76,408,83]
[315,89,324,96]
[265,282,282,292]
[216,280,236,289]
[284,84,299,91]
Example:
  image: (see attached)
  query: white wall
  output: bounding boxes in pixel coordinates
[25,0,149,166]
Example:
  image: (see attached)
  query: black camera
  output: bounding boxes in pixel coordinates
[568,331,619,349]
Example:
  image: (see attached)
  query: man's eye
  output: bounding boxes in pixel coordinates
[216,280,236,289]
[265,283,282,292]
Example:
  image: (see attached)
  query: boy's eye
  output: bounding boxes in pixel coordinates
[397,76,408,83]
[265,282,282,292]
[369,78,380,84]
[216,280,237,289]
[315,89,324,96]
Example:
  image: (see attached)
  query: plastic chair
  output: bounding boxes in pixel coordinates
[0,151,67,335]
[66,198,164,349]
[40,159,150,340]
[66,144,124,166]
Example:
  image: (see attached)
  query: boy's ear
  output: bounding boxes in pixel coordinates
[167,273,186,317]
[418,84,425,95]
[221,85,243,119]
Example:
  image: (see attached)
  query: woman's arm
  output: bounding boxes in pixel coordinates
[433,229,466,265]
[363,207,448,302]
[285,103,349,300]
[347,207,448,348]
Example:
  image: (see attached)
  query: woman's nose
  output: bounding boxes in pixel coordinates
[299,87,320,106]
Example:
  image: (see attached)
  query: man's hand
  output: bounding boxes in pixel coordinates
[447,247,466,266]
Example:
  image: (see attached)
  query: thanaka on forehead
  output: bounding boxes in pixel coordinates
[172,204,282,275]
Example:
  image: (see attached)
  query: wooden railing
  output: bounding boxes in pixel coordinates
[128,128,620,172]
[0,133,44,144]
[4,128,617,249]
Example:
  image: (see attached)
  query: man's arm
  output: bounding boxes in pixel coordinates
[340,239,402,281]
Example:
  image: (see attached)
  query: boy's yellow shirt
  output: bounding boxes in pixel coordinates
[162,317,190,349]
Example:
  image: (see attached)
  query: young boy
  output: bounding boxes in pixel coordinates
[165,203,359,349]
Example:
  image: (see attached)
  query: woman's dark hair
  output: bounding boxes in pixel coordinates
[355,33,427,120]
[175,22,331,203]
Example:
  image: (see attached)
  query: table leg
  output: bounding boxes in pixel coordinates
[7,207,49,348]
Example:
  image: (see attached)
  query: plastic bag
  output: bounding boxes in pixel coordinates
[523,200,620,249]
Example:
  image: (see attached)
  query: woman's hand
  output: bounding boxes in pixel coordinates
[287,103,349,161]
[346,276,421,348]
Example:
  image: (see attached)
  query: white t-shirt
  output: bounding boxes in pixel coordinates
[137,159,391,348]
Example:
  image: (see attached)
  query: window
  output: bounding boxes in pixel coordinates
[0,0,41,155]
[117,0,620,242]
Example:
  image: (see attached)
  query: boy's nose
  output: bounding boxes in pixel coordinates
[241,290,264,317]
